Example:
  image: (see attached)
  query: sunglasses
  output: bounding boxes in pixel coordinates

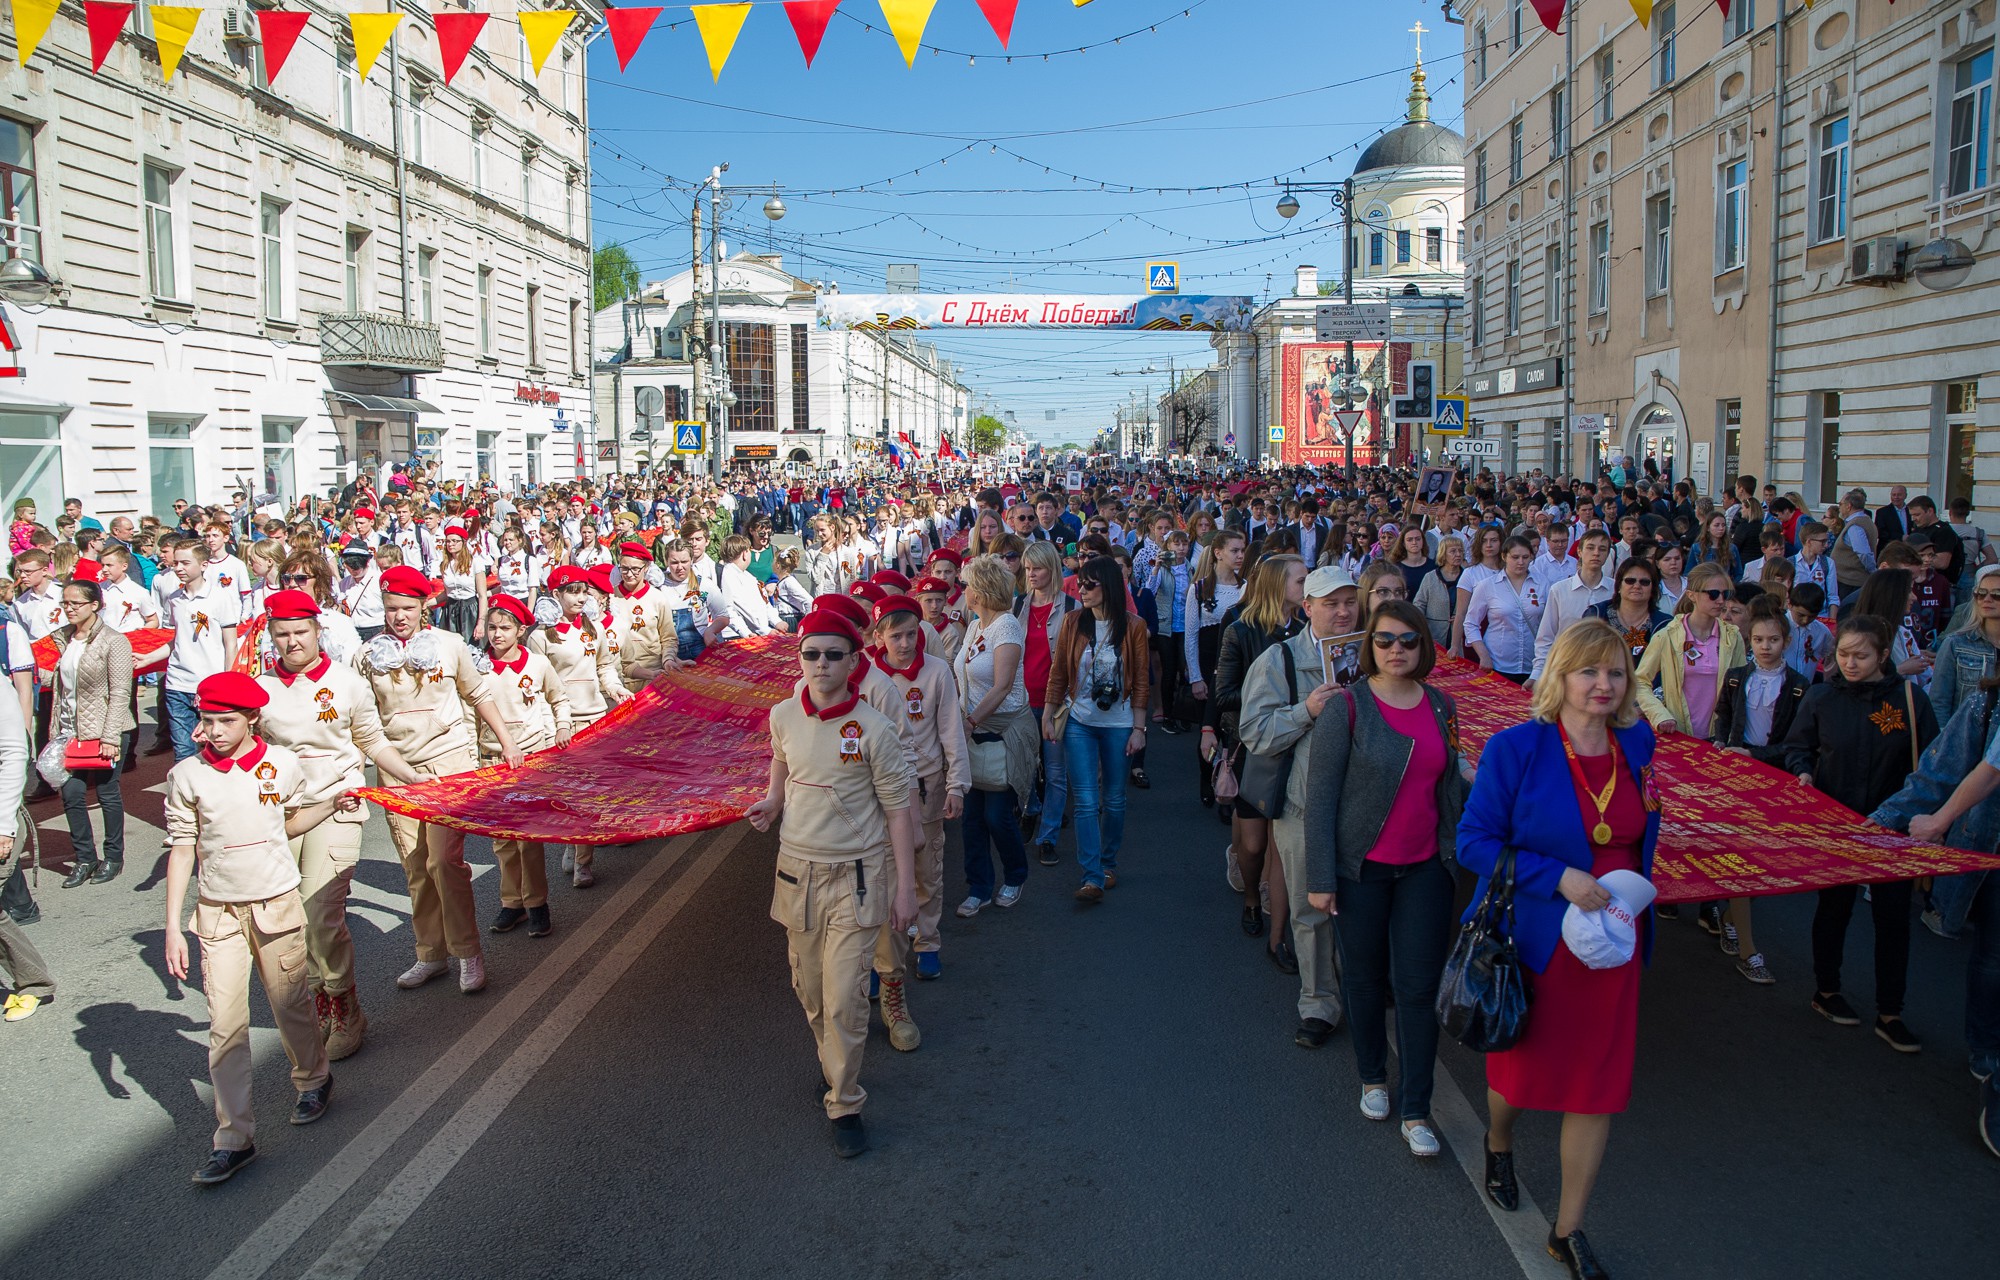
[1698,588,1727,601]
[1001,552,1021,562]
[1975,590,2000,603]
[800,648,851,664]
[281,573,314,585]
[1371,631,1422,651]
[1619,577,1651,586]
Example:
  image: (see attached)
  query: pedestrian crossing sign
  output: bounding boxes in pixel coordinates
[1431,397,1468,435]
[1146,262,1179,294]
[672,421,705,454]
[1267,425,1285,443]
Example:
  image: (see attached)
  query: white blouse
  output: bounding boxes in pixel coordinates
[1464,574,1547,675]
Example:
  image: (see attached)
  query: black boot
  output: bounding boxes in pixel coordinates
[1,863,38,921]
[62,861,99,889]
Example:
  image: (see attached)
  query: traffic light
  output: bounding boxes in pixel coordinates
[1392,360,1436,423]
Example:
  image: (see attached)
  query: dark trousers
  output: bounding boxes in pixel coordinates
[961,788,1028,901]
[61,731,132,867]
[0,862,33,918]
[1335,856,1457,1121]
[1153,633,1188,721]
[1813,879,1914,1016]
[1966,873,2000,1058]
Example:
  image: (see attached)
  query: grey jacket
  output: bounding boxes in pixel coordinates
[1237,626,1348,820]
[1301,682,1467,893]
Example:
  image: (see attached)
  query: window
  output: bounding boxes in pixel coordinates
[1474,147,1488,207]
[1550,83,1567,158]
[476,431,498,484]
[1369,231,1385,266]
[1813,116,1850,243]
[1720,399,1742,484]
[1544,242,1563,328]
[791,323,812,432]
[526,435,543,487]
[1654,1,1677,88]
[1946,49,1993,197]
[1425,226,1444,263]
[1470,278,1484,345]
[1645,193,1673,296]
[569,299,583,373]
[1474,21,1488,85]
[520,150,535,219]
[337,43,359,134]
[143,161,179,299]
[477,266,493,356]
[1588,220,1610,314]
[526,283,542,369]
[724,322,777,435]
[149,416,199,517]
[1717,159,1748,271]
[472,118,489,196]
[1396,229,1412,264]
[0,410,63,526]
[1459,228,1468,260]
[565,169,579,237]
[407,84,429,168]
[1946,380,1979,507]
[1594,47,1614,127]
[0,118,42,261]
[1506,260,1522,334]
[342,228,368,311]
[1812,391,1842,506]
[1510,0,1523,52]
[1726,0,1754,41]
[1509,119,1524,183]
[259,198,288,319]
[417,248,437,324]
[261,419,299,507]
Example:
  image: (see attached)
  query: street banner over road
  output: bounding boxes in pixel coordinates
[361,643,2000,903]
[817,294,1254,332]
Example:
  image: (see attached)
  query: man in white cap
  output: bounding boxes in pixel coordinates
[1560,869,1659,970]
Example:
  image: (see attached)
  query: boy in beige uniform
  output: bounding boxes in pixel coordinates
[257,591,422,1060]
[746,609,917,1159]
[357,567,521,995]
[476,594,572,937]
[163,672,347,1186]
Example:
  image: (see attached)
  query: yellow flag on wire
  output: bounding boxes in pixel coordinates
[1628,0,1652,25]
[878,0,937,67]
[348,12,402,83]
[518,9,577,78]
[690,3,751,81]
[150,5,202,80]
[9,0,61,65]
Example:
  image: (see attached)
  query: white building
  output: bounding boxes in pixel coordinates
[0,1,597,521]
[592,253,973,473]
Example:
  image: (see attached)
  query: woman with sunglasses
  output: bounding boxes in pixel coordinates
[953,555,1037,916]
[1587,556,1672,671]
[50,576,136,887]
[277,552,363,665]
[1931,564,2000,721]
[1634,562,1745,741]
[1303,599,1467,1158]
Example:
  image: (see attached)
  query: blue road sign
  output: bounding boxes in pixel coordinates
[672,421,706,454]
[1146,262,1179,294]
[1432,396,1468,435]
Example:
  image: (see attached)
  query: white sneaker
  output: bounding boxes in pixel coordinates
[458,954,487,993]
[395,959,448,990]
[1359,1086,1391,1121]
[1225,845,1245,893]
[573,864,594,889]
[561,848,575,873]
[995,884,1024,908]
[1401,1120,1441,1157]
[955,895,990,918]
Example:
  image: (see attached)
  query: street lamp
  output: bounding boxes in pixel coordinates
[1273,178,1360,480]
[1908,236,1976,292]
[1275,194,1301,220]
[700,166,790,479]
[763,196,787,222]
[0,255,60,307]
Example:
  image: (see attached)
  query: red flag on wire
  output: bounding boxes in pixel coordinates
[84,2,133,72]
[975,0,1018,47]
[783,0,841,67]
[606,7,663,71]
[1530,0,1565,33]
[255,9,311,84]
[433,12,489,85]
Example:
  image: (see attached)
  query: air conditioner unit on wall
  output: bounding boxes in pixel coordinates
[1850,236,1905,285]
[220,5,258,41]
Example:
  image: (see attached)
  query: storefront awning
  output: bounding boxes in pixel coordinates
[323,391,440,415]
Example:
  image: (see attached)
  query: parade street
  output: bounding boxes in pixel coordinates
[1,737,1993,1280]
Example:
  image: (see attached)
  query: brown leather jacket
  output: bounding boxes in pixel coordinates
[1043,610,1152,718]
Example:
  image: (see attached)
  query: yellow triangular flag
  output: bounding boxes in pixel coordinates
[150,6,202,80]
[9,0,62,65]
[348,12,402,83]
[1628,0,1652,25]
[518,9,577,78]
[690,3,751,81]
[877,0,937,67]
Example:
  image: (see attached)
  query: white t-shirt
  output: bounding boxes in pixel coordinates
[954,612,1028,716]
[100,577,160,634]
[441,556,488,602]
[338,569,384,627]
[162,574,245,693]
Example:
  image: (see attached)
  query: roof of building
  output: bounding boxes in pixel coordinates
[1353,53,1464,175]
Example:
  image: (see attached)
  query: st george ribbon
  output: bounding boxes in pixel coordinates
[361,643,2000,903]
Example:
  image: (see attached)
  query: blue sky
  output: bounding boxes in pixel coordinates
[587,0,1467,443]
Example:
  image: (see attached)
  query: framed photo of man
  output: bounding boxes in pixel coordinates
[1418,466,1456,507]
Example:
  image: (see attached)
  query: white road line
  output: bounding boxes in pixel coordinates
[1425,1047,1569,1280]
[295,824,747,1280]
[204,831,707,1280]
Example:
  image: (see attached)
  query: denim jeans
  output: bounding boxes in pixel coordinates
[62,731,131,866]
[1064,719,1129,888]
[1967,872,2000,1058]
[961,788,1027,901]
[1030,705,1069,845]
[1334,857,1456,1121]
[164,689,201,761]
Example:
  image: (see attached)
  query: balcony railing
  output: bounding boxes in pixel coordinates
[318,311,445,373]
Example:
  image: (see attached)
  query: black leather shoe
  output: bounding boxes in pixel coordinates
[192,1146,258,1185]
[525,905,552,937]
[1037,841,1059,867]
[1241,903,1264,938]
[1548,1228,1609,1279]
[831,1114,869,1158]
[1268,938,1299,975]
[290,1077,334,1126]
[1294,1017,1335,1049]
[7,904,39,926]
[91,862,123,885]
[61,864,98,889]
[1485,1140,1519,1211]
[489,907,528,934]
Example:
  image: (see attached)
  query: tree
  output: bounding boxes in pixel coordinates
[594,243,641,313]
[1162,381,1215,454]
[969,413,1008,455]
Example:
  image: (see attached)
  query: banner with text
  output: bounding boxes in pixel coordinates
[817,294,1255,332]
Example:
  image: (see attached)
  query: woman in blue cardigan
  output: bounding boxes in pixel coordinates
[1458,619,1662,1280]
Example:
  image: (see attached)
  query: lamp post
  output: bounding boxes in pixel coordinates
[1277,177,1357,482]
[698,164,788,481]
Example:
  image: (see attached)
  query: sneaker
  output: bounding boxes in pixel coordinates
[525,905,552,937]
[1875,1017,1922,1054]
[1736,953,1776,985]
[395,959,449,990]
[572,864,595,889]
[1157,719,1184,736]
[1074,883,1104,904]
[1359,1086,1391,1121]
[1294,1017,1335,1048]
[1225,845,1245,893]
[995,883,1024,908]
[1656,903,1681,921]
[1719,922,1740,957]
[561,848,575,873]
[955,895,990,918]
[1698,903,1724,936]
[1922,908,1956,939]
[831,1113,868,1159]
[915,951,942,981]
[1037,841,1058,867]
[1401,1119,1441,1157]
[191,1146,258,1185]
[489,907,528,934]
[458,954,487,994]
[1812,991,1861,1025]
[289,1076,334,1126]
[880,977,920,1052]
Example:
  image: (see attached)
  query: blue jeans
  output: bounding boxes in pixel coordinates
[1968,872,2000,1059]
[1030,705,1069,845]
[164,689,201,761]
[961,789,1027,901]
[1064,720,1129,888]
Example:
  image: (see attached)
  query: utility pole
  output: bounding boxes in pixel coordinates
[1343,175,1357,487]
[708,164,728,482]
[690,193,703,480]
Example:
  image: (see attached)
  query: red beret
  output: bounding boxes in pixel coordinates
[586,564,615,594]
[616,540,651,561]
[871,570,912,593]
[812,594,871,630]
[547,565,588,589]
[927,548,963,568]
[872,595,921,625]
[848,581,889,605]
[265,590,321,620]
[487,593,533,626]
[352,507,376,521]
[197,671,269,713]
[444,525,467,539]
[912,575,951,596]
[378,566,434,600]
[71,559,101,583]
[797,610,863,649]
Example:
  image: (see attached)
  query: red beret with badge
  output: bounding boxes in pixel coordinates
[487,594,533,626]
[265,590,321,620]
[796,610,863,649]
[378,566,435,600]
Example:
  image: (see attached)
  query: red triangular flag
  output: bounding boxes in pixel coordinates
[1529,0,1566,32]
[85,1,133,72]
[605,6,663,72]
[255,9,310,83]
[1715,0,1731,15]
[783,0,841,67]
[432,11,488,86]
[974,0,1017,47]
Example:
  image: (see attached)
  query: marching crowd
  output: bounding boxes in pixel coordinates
[4,456,2000,1275]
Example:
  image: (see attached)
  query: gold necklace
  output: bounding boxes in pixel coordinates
[1559,723,1622,845]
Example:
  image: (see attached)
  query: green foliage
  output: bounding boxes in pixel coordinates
[594,243,641,313]
[969,414,1008,454]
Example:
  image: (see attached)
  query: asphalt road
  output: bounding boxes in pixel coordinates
[1,717,1996,1279]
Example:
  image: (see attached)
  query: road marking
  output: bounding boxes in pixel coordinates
[295,824,747,1280]
[204,831,710,1280]
[1423,1039,1569,1280]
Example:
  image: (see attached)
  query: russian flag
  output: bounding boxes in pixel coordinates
[884,440,908,468]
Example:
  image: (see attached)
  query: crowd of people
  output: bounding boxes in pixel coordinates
[3,457,1999,1272]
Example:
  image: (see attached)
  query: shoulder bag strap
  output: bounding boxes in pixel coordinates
[1905,681,1920,774]
[1280,641,1297,704]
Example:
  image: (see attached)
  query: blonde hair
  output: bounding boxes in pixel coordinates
[1673,561,1732,617]
[1021,540,1063,586]
[1237,554,1304,632]
[1531,619,1640,728]
[962,554,1018,613]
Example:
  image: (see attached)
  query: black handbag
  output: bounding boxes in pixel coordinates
[1436,848,1532,1053]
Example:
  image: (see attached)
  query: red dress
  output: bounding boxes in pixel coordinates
[1486,750,1646,1115]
